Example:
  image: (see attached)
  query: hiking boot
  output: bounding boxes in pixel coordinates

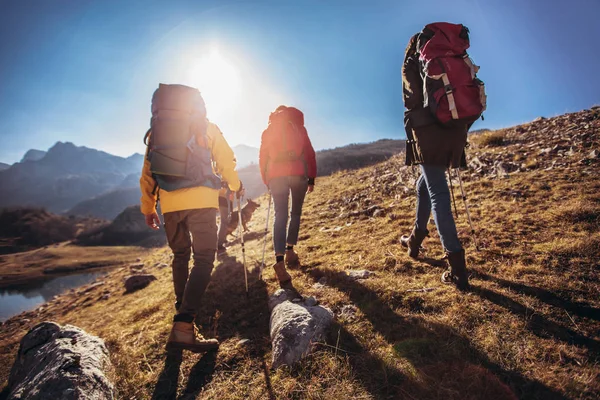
[285,249,300,268]
[273,261,291,283]
[166,321,219,353]
[441,249,470,291]
[400,227,429,259]
[273,261,302,300]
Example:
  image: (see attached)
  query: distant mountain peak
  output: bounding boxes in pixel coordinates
[20,149,47,163]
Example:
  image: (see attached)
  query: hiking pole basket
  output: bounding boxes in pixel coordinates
[456,168,480,251]
[259,193,272,280]
[236,195,249,296]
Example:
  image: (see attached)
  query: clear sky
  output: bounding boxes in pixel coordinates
[1,0,598,164]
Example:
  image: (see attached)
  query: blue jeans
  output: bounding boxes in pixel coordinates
[269,176,308,255]
[415,164,462,253]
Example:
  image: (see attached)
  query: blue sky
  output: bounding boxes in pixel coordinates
[0,0,598,164]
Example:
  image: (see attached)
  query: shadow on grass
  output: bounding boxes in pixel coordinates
[471,286,600,356]
[151,349,183,400]
[312,266,568,400]
[197,253,275,399]
[178,350,218,400]
[474,271,600,321]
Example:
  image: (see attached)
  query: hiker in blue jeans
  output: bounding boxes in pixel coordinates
[259,106,317,296]
[400,32,470,291]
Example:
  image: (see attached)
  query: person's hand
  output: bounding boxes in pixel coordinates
[236,181,245,199]
[307,185,314,194]
[145,212,161,230]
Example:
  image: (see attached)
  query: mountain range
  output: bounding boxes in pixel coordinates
[0,140,405,220]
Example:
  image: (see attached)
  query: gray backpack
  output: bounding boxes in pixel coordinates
[144,84,221,192]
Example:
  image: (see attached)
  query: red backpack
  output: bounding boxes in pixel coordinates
[266,107,305,163]
[417,22,487,127]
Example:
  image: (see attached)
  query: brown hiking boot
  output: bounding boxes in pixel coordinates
[273,261,302,300]
[166,322,219,353]
[285,249,300,268]
[400,227,429,259]
[441,249,470,291]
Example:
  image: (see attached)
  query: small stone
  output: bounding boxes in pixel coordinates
[82,282,105,293]
[100,294,111,301]
[345,270,375,280]
[156,263,169,269]
[304,296,318,307]
[372,209,384,218]
[124,274,157,293]
[136,258,142,262]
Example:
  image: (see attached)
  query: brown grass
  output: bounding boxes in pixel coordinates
[1,122,600,399]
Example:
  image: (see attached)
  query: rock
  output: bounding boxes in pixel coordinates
[304,296,318,307]
[268,289,334,369]
[344,270,376,280]
[372,209,384,218]
[156,263,169,269]
[136,258,142,262]
[237,339,251,346]
[129,263,144,271]
[124,274,157,293]
[339,304,358,320]
[6,322,114,400]
[82,282,105,293]
[100,294,111,301]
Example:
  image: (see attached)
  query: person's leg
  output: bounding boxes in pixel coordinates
[420,164,462,253]
[286,176,308,247]
[217,200,229,249]
[163,211,191,311]
[269,177,290,258]
[400,173,431,258]
[415,173,431,232]
[177,208,218,320]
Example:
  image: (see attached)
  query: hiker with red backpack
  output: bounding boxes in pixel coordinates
[400,23,486,291]
[140,84,244,352]
[259,105,317,297]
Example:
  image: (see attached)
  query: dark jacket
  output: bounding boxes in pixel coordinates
[402,36,467,168]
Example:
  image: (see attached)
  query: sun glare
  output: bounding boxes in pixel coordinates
[184,48,242,122]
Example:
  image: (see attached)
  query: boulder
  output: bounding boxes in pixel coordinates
[6,322,113,400]
[269,289,334,369]
[124,274,157,293]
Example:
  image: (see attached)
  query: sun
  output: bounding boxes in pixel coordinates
[183,48,242,123]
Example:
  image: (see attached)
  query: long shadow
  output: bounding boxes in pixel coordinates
[313,266,568,400]
[178,350,218,400]
[151,349,183,400]
[472,286,600,356]
[195,253,274,398]
[473,271,600,321]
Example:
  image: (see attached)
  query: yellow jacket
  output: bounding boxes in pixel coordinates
[140,122,241,215]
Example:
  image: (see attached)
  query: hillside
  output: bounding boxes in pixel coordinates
[0,208,107,254]
[0,108,599,399]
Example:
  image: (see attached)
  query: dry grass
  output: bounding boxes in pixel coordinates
[0,244,150,288]
[1,126,600,399]
[472,130,507,147]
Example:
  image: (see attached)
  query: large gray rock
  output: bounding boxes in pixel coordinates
[7,321,114,400]
[269,289,334,369]
[124,274,157,293]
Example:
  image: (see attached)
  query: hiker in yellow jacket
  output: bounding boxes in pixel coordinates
[140,84,242,353]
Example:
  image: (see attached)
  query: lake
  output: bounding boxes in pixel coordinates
[0,271,107,322]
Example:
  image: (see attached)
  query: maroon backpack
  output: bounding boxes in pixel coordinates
[417,22,487,127]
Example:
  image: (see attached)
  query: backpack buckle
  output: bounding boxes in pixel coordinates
[444,84,453,94]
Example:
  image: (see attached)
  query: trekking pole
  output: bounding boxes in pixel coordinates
[259,193,272,280]
[236,195,249,296]
[447,168,459,219]
[456,168,480,251]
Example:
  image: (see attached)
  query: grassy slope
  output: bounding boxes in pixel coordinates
[1,110,599,399]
